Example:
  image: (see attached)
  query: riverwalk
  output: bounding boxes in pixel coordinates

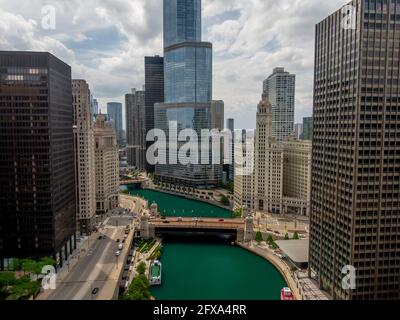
[238,241,302,300]
[238,241,330,300]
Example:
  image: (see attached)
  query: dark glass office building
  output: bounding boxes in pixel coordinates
[0,51,76,269]
[145,56,164,173]
[155,0,220,188]
[126,88,146,170]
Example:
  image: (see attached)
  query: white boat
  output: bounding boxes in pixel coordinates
[149,260,162,286]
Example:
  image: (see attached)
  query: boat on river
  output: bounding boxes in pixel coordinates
[281,287,295,300]
[150,260,162,286]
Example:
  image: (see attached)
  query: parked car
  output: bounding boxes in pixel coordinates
[91,288,99,295]
[219,219,225,222]
[116,239,120,243]
[115,251,121,257]
[118,244,123,250]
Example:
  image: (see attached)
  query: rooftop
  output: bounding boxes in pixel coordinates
[275,239,309,264]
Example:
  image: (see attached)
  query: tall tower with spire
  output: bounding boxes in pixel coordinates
[254,93,284,213]
[154,0,221,188]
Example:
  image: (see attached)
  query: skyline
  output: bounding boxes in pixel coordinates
[1,0,400,303]
[0,0,347,129]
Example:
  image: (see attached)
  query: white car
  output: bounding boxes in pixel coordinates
[115,251,121,257]
[118,244,123,250]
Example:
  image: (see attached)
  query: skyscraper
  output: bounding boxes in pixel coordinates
[211,100,224,130]
[0,52,76,269]
[72,80,96,235]
[107,102,123,146]
[263,67,295,142]
[126,88,146,170]
[309,0,400,300]
[154,0,221,188]
[92,98,99,118]
[301,117,313,140]
[145,56,164,173]
[226,118,235,182]
[294,123,303,140]
[235,93,311,215]
[254,93,284,213]
[94,114,120,214]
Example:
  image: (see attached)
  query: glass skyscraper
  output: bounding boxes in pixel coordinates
[263,67,295,142]
[145,56,164,173]
[163,0,212,103]
[164,0,202,47]
[0,51,76,269]
[155,0,221,188]
[107,102,123,146]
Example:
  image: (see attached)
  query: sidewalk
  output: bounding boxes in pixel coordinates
[294,271,330,300]
[120,194,147,214]
[36,231,101,300]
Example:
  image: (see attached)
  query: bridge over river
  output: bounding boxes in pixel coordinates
[140,217,254,242]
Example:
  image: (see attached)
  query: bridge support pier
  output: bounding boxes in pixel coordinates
[237,228,244,242]
[244,215,254,242]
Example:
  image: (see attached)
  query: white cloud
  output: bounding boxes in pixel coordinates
[0,0,349,128]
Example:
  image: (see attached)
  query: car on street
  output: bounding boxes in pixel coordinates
[116,239,120,243]
[115,251,121,257]
[118,244,123,250]
[92,288,99,295]
[219,219,225,222]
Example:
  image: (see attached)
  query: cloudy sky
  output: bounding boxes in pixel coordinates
[0,0,347,129]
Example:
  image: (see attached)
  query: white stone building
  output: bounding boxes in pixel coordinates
[94,114,120,214]
[234,93,311,216]
[72,80,96,235]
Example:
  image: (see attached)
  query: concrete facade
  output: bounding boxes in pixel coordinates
[72,80,97,235]
[94,114,120,214]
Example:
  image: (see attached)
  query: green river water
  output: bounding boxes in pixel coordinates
[127,187,232,218]
[126,187,287,300]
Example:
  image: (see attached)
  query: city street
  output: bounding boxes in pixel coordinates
[43,217,132,300]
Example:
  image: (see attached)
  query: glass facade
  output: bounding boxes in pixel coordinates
[155,103,222,187]
[164,0,201,48]
[0,52,76,268]
[107,102,123,145]
[156,0,219,187]
[164,43,212,103]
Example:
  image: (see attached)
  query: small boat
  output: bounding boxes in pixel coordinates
[149,260,162,286]
[281,287,295,300]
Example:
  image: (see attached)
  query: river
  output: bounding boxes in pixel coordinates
[126,187,232,218]
[126,187,287,300]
